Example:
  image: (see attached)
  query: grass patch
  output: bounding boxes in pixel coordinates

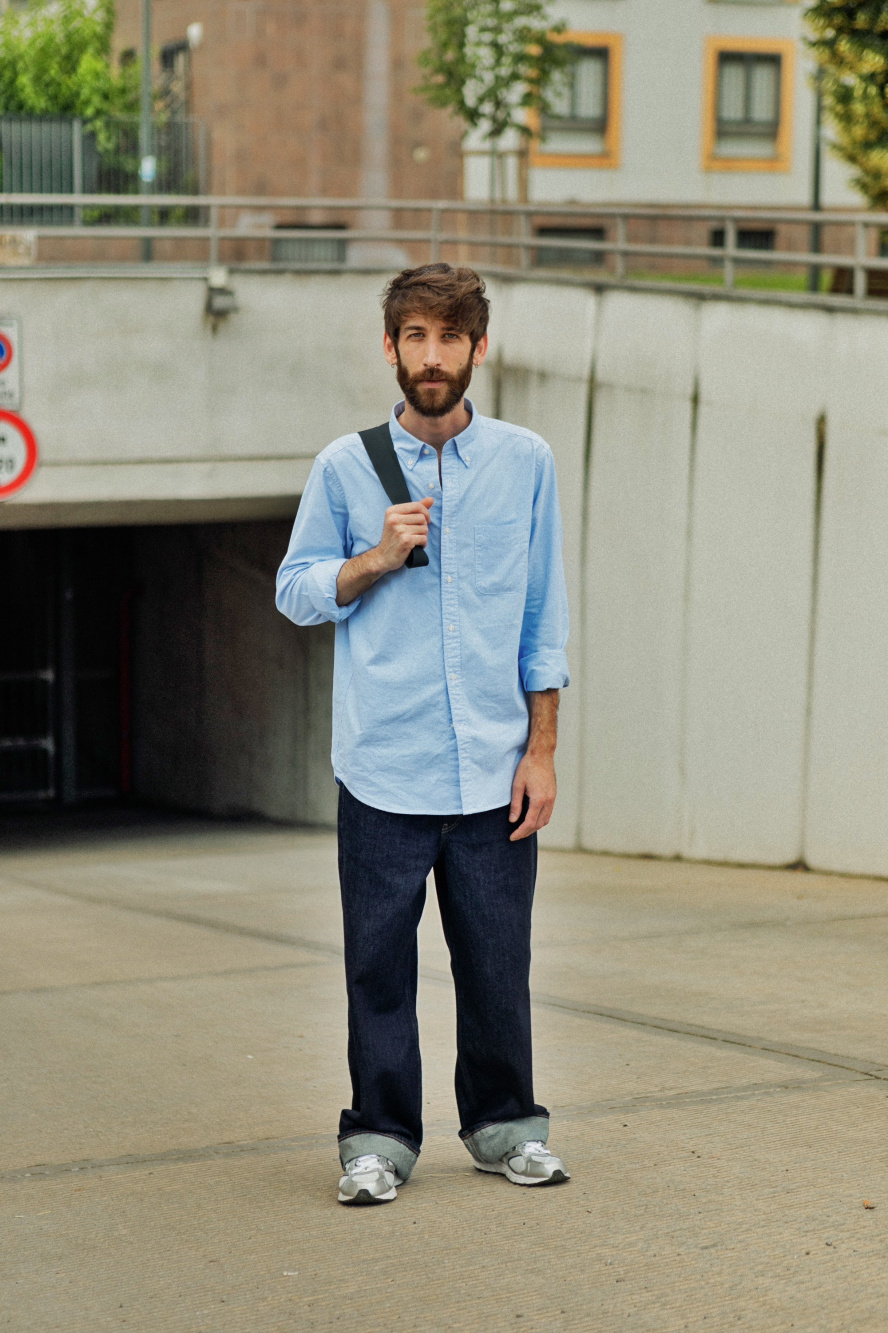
[624,268,832,293]
[534,261,841,293]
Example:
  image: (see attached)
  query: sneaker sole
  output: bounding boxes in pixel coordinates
[474,1161,570,1186]
[338,1185,398,1205]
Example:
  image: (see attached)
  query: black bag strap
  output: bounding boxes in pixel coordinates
[358,422,429,569]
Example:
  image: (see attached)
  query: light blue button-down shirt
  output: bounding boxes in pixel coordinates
[275,400,570,815]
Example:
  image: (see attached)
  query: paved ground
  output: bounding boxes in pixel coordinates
[1,811,887,1332]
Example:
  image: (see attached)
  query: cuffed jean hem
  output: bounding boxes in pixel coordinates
[338,1132,419,1182]
[460,1114,551,1165]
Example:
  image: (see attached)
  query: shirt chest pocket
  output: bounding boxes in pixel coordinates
[473,522,528,596]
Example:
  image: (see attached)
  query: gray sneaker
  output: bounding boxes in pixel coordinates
[474,1140,570,1186]
[337,1153,403,1205]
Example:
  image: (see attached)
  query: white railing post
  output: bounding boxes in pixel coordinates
[72,119,84,229]
[430,205,441,262]
[615,214,627,280]
[724,217,736,290]
[518,207,531,270]
[209,203,220,267]
[853,221,868,299]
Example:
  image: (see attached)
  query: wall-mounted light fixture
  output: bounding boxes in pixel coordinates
[186,22,203,49]
[206,266,238,332]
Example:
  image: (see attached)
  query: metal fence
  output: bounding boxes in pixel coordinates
[0,194,886,303]
[92,117,208,197]
[0,117,208,225]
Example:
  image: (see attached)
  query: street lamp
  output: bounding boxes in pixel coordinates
[140,0,154,262]
[808,66,823,294]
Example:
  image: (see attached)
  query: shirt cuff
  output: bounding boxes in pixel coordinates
[519,651,570,693]
[305,557,362,623]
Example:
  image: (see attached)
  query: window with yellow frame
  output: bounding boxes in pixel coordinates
[529,32,622,169]
[703,36,795,172]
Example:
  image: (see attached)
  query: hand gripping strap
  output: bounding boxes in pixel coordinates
[358,423,429,569]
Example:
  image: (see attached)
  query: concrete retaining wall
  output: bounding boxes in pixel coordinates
[2,270,887,875]
[484,282,888,878]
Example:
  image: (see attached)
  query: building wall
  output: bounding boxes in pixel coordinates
[109,0,862,216]
[3,271,888,876]
[110,1,861,213]
[465,0,859,209]
[112,0,462,201]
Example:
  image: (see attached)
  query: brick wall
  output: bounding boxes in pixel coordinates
[113,0,462,201]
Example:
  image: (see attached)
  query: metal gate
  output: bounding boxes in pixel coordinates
[0,529,134,805]
[0,115,209,225]
[0,117,98,224]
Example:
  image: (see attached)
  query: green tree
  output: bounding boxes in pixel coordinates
[806,1,888,208]
[416,0,569,199]
[0,0,138,133]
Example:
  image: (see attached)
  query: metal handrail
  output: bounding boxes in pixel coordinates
[0,194,886,301]
[1,192,887,225]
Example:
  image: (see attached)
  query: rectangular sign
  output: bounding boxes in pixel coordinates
[0,318,21,410]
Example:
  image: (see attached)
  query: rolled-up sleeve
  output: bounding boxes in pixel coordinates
[518,445,570,692]
[275,457,362,626]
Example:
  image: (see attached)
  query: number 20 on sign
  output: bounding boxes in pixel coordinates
[0,410,38,500]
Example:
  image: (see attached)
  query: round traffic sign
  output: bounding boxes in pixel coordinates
[0,331,14,373]
[0,410,38,499]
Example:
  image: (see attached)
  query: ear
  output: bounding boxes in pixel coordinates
[383,330,398,367]
[472,333,489,368]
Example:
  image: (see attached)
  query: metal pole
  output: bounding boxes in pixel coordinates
[615,214,627,280]
[209,202,219,266]
[518,207,530,271]
[139,0,153,261]
[853,221,867,299]
[808,67,823,293]
[724,217,736,290]
[72,118,83,229]
[430,205,441,262]
[57,533,78,806]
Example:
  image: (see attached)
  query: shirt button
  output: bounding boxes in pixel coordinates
[449,673,455,681]
[446,576,452,583]
[448,624,454,632]
[445,527,450,534]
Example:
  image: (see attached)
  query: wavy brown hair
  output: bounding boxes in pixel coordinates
[382,263,490,348]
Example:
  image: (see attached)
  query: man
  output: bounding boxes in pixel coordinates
[276,263,570,1205]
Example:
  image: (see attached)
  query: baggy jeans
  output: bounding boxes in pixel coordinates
[336,783,549,1181]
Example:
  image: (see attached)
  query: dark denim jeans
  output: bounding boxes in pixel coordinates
[337,784,549,1180]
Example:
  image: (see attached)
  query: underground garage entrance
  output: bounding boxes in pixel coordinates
[0,522,336,825]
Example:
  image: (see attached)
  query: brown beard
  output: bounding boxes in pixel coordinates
[395,351,474,419]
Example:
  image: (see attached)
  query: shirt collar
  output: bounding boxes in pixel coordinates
[389,398,480,470]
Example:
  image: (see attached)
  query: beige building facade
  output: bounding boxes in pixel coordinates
[465,0,859,210]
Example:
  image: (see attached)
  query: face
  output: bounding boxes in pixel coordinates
[384,315,488,419]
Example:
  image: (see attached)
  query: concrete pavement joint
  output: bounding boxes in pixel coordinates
[571,909,888,942]
[10,868,888,941]
[529,989,888,1080]
[0,1069,863,1184]
[0,958,332,999]
[9,877,888,1084]
[419,963,888,1081]
[0,874,346,959]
